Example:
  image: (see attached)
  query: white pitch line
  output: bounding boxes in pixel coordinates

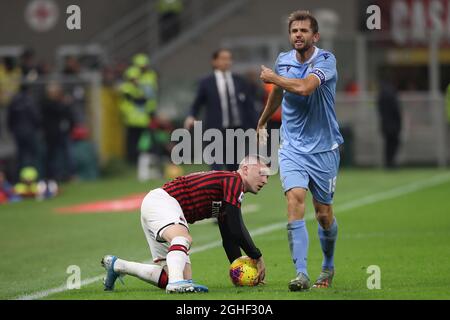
[14,172,450,300]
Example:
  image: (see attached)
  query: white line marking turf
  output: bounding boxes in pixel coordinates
[15,173,450,300]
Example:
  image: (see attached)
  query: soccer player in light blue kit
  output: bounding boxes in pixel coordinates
[257,10,343,291]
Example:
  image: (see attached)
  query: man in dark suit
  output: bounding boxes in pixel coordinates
[184,49,257,171]
[377,79,402,169]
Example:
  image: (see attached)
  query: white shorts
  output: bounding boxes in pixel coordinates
[140,188,189,265]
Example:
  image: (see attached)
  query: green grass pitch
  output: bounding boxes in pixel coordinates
[1,167,450,300]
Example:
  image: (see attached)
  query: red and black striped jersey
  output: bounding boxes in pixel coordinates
[162,171,244,224]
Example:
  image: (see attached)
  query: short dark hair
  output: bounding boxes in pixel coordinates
[287,10,319,34]
[211,48,231,60]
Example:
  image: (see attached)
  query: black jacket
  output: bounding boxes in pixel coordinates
[377,84,401,136]
[41,98,74,142]
[189,73,258,130]
[7,92,41,138]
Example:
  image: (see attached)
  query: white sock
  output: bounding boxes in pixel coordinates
[114,259,163,286]
[166,236,190,283]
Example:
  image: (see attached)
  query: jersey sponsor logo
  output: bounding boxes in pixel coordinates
[211,201,222,217]
[238,191,244,203]
[323,53,330,60]
[311,69,326,85]
[286,66,291,72]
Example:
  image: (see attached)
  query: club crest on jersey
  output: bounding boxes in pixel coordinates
[211,201,222,217]
[238,192,244,203]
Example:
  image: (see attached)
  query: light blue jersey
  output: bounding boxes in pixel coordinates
[276,47,343,203]
[275,47,343,154]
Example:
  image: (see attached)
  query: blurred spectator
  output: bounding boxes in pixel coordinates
[0,57,21,108]
[344,78,360,96]
[13,166,58,200]
[71,125,99,181]
[41,82,75,181]
[377,79,402,169]
[6,84,41,180]
[184,48,258,171]
[132,53,162,179]
[132,53,158,111]
[137,115,174,181]
[99,66,126,164]
[244,69,265,114]
[157,0,183,45]
[35,179,59,201]
[14,166,38,198]
[37,60,53,76]
[63,56,87,125]
[102,66,117,87]
[119,66,152,165]
[113,60,129,83]
[0,171,21,204]
[20,48,39,82]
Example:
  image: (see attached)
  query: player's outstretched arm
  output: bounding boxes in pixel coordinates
[222,204,262,259]
[222,203,265,284]
[260,65,320,96]
[217,215,242,263]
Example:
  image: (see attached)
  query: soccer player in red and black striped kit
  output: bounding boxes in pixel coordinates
[101,155,269,293]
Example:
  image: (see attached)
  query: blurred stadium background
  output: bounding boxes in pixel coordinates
[1,0,450,300]
[1,0,449,174]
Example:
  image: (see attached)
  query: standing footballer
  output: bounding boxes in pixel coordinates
[257,10,343,291]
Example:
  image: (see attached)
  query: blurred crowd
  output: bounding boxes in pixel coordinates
[3,42,444,205]
[0,48,99,204]
[0,47,186,205]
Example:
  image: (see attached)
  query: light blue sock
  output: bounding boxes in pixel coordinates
[287,219,309,277]
[318,218,338,271]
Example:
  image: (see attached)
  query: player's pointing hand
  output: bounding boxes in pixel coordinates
[260,65,276,84]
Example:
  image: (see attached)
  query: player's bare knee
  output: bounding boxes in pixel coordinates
[287,195,306,222]
[162,224,191,244]
[286,189,306,207]
[287,209,305,222]
[316,210,333,229]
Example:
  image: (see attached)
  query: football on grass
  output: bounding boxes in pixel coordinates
[229,256,258,286]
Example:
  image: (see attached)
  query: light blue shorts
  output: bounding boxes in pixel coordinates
[279,148,340,204]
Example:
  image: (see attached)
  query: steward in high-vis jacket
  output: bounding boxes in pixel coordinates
[119,66,154,164]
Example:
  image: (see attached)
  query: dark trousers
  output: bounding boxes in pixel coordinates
[46,136,74,181]
[13,134,39,179]
[382,132,400,168]
[126,127,145,165]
